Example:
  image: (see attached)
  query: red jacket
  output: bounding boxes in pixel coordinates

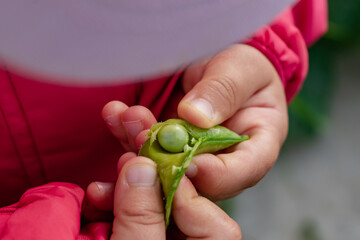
[0,0,327,238]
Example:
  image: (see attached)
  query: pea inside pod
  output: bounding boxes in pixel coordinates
[158,124,189,153]
[138,119,249,228]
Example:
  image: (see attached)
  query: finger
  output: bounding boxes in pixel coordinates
[111,157,165,240]
[102,101,132,151]
[121,105,157,150]
[83,182,115,221]
[117,152,137,174]
[134,129,151,150]
[185,99,288,200]
[178,44,277,128]
[102,102,157,151]
[86,182,115,212]
[172,177,242,239]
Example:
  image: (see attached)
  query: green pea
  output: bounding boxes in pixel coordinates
[158,124,189,153]
[139,119,249,228]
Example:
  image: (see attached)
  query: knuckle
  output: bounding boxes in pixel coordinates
[208,76,238,110]
[119,205,164,226]
[209,174,227,198]
[229,224,242,240]
[223,219,242,240]
[204,156,233,199]
[246,175,261,189]
[246,143,278,189]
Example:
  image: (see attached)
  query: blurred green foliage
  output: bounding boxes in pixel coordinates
[297,219,323,240]
[285,0,360,145]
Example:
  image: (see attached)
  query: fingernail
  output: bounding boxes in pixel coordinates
[103,114,120,127]
[126,164,157,186]
[95,182,114,192]
[190,98,213,120]
[185,162,198,178]
[123,120,144,138]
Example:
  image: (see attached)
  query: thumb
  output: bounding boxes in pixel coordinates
[110,157,165,240]
[178,44,274,128]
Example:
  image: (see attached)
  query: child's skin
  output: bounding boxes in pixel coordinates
[108,154,242,239]
[86,43,288,236]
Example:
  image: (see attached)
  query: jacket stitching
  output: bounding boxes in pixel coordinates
[4,69,47,184]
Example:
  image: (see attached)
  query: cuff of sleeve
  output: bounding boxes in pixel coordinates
[244,22,308,103]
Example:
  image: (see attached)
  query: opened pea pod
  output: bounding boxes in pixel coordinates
[138,119,249,228]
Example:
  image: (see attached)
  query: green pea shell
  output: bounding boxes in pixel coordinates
[138,119,249,228]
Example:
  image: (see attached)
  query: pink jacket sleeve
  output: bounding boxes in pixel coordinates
[245,0,328,102]
[0,183,111,240]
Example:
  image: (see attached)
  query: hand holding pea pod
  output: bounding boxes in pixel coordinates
[139,119,249,227]
[87,155,242,239]
[101,43,288,231]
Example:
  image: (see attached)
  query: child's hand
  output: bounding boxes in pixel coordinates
[177,44,288,200]
[102,42,288,202]
[103,154,241,240]
[82,104,157,222]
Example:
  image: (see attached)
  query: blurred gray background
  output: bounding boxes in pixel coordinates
[232,46,360,240]
[229,1,360,239]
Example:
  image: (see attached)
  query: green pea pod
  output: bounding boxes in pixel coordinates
[138,119,249,228]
